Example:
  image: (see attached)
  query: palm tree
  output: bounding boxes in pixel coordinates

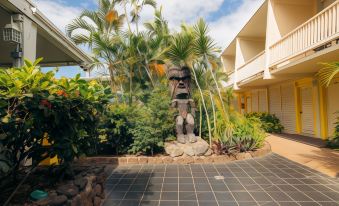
[165,20,223,146]
[317,62,339,87]
[130,0,157,33]
[66,0,125,91]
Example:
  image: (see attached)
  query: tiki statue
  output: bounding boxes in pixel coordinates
[168,66,197,144]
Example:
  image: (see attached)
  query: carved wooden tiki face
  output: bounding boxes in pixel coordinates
[168,67,191,99]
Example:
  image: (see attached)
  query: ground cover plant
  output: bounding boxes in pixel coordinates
[327,114,339,149]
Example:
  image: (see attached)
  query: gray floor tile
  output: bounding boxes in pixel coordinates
[232,191,255,201]
[161,192,178,200]
[196,192,216,201]
[250,191,274,201]
[101,154,339,205]
[179,192,197,201]
[214,191,235,202]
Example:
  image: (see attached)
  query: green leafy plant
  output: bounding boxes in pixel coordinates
[317,62,339,87]
[128,83,175,155]
[245,112,284,133]
[214,112,266,154]
[0,59,112,180]
[327,113,339,149]
[98,104,133,155]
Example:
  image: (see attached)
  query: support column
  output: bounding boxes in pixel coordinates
[22,16,37,65]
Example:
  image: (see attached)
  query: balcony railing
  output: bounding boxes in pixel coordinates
[236,51,266,83]
[269,1,339,66]
[224,71,235,87]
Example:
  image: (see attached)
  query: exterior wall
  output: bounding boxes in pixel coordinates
[238,38,265,64]
[317,0,336,11]
[269,0,316,44]
[222,0,338,140]
[268,85,282,120]
[221,55,235,73]
[230,76,337,139]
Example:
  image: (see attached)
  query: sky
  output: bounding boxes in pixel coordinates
[34,0,265,78]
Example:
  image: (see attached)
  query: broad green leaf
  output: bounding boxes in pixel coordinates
[75,73,81,81]
[23,93,33,98]
[0,133,7,140]
[48,95,55,101]
[33,57,44,66]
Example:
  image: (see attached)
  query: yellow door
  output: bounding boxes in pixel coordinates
[300,87,314,136]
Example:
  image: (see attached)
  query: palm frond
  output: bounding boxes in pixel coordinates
[317,62,339,87]
[66,17,96,38]
[143,0,156,8]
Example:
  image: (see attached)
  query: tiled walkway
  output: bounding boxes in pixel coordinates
[103,154,339,206]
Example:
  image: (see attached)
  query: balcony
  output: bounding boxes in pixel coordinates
[236,51,266,84]
[224,71,235,87]
[269,1,339,66]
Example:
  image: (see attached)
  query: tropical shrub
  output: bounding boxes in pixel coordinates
[327,114,339,149]
[0,59,111,179]
[98,104,133,155]
[98,82,175,156]
[245,112,284,133]
[128,84,175,155]
[214,111,266,154]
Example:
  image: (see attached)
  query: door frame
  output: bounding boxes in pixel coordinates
[295,78,317,136]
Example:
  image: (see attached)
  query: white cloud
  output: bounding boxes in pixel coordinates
[209,0,265,50]
[144,0,224,27]
[33,0,82,33]
[34,0,264,51]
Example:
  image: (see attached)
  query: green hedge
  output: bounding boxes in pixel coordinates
[245,112,284,133]
[0,59,112,179]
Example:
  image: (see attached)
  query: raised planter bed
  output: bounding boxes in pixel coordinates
[79,141,271,165]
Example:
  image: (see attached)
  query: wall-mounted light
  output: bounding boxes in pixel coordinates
[3,23,22,44]
[2,14,24,66]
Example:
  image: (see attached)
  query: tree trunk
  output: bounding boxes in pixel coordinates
[191,67,212,147]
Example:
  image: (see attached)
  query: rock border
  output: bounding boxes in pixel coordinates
[80,141,271,165]
[33,166,108,206]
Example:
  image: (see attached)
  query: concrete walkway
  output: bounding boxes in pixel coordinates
[267,134,339,178]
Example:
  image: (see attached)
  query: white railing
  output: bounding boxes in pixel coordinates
[237,51,266,83]
[269,1,339,66]
[224,71,235,87]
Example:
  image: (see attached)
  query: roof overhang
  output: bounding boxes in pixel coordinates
[0,0,92,67]
[221,0,268,57]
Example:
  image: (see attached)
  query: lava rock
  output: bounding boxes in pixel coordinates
[165,137,210,157]
[164,142,184,157]
[56,184,79,198]
[74,177,88,190]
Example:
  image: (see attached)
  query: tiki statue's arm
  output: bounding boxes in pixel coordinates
[189,99,196,117]
[171,100,178,108]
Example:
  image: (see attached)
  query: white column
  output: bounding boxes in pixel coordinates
[22,16,37,64]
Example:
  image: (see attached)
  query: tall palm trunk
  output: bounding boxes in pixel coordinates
[129,66,133,105]
[199,101,202,138]
[108,64,116,92]
[191,66,212,147]
[209,91,216,138]
[123,1,132,32]
[204,55,228,121]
